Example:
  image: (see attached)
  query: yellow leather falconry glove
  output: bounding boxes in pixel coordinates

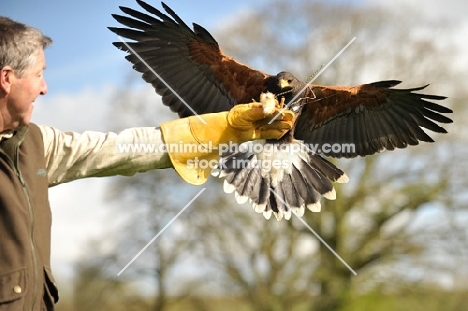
[160,97,294,185]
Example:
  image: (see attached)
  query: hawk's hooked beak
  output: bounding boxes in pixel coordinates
[279,79,290,90]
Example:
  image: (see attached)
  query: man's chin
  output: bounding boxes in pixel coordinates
[19,114,33,127]
[23,106,34,125]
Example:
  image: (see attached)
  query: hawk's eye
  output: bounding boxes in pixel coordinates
[288,79,293,83]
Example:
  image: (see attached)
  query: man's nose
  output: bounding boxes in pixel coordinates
[40,78,48,95]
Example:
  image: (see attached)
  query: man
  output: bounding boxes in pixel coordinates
[0,17,293,310]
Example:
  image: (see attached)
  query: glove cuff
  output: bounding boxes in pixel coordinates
[160,116,220,185]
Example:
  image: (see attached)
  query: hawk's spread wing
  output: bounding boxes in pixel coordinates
[109,1,453,220]
[294,80,452,157]
[109,0,272,118]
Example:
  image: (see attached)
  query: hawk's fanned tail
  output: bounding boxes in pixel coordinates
[212,140,348,220]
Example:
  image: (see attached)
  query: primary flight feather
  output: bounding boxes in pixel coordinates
[109,1,452,220]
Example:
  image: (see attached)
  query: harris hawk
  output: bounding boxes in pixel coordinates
[109,1,452,220]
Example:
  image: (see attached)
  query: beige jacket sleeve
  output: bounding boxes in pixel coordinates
[39,125,172,187]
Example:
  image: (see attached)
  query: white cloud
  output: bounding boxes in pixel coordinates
[48,178,112,280]
[363,0,468,71]
[365,0,468,21]
[33,84,116,132]
[32,86,118,281]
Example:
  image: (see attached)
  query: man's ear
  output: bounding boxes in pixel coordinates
[0,66,15,95]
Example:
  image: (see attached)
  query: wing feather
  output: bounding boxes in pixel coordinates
[294,82,452,157]
[109,1,272,117]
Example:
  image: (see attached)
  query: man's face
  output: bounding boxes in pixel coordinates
[7,49,48,128]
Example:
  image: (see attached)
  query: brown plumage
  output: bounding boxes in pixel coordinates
[109,1,452,220]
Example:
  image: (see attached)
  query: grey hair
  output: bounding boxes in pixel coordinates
[0,16,52,77]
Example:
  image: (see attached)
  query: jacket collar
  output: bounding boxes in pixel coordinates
[0,130,14,142]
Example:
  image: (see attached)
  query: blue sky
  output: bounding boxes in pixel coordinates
[3,0,363,95]
[3,0,464,97]
[2,0,266,94]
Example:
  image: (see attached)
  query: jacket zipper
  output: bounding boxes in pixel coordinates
[11,136,39,310]
[19,174,39,310]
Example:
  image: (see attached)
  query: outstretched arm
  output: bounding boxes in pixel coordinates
[42,96,293,186]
